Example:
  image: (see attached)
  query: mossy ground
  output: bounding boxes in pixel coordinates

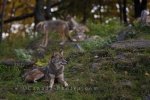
[0,20,150,100]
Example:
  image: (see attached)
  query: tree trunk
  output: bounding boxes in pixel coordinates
[34,0,45,25]
[134,0,147,18]
[45,0,51,20]
[81,0,88,24]
[141,0,147,11]
[0,0,7,42]
[118,0,123,23]
[123,0,127,24]
[134,0,141,18]
[99,0,103,23]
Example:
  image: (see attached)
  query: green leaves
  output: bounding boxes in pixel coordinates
[14,49,32,62]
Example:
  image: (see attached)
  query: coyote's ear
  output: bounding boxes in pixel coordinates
[52,52,57,57]
[60,50,64,56]
[73,16,76,19]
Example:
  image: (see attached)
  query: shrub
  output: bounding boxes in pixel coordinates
[14,49,32,62]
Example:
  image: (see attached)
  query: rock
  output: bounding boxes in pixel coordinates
[145,94,150,100]
[87,35,101,41]
[116,26,132,41]
[74,43,85,53]
[111,40,150,49]
[91,63,101,71]
[120,80,132,88]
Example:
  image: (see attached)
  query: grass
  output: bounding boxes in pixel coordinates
[87,19,123,37]
[0,34,32,59]
[0,19,150,99]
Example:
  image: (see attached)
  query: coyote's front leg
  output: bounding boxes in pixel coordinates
[59,32,66,45]
[41,32,48,47]
[44,32,49,47]
[57,74,68,87]
[49,74,55,89]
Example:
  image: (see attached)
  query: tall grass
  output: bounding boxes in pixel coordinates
[87,19,123,37]
[0,34,33,59]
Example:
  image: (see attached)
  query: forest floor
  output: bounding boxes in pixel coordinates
[0,21,150,100]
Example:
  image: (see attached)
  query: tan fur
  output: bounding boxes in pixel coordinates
[23,69,44,83]
[47,51,68,89]
[36,20,72,47]
[23,51,68,89]
[67,16,90,33]
[36,17,89,47]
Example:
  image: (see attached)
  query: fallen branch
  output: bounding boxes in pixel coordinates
[4,12,34,24]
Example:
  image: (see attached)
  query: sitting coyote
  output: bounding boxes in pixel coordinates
[23,51,68,89]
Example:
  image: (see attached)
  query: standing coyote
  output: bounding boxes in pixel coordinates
[23,51,68,89]
[36,19,72,47]
[36,17,89,47]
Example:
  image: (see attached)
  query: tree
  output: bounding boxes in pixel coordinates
[81,0,88,24]
[118,0,123,23]
[118,0,127,24]
[123,0,127,24]
[34,0,45,25]
[0,0,7,42]
[134,0,147,18]
[45,0,51,20]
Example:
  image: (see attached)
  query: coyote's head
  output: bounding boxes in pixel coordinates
[74,25,89,34]
[50,51,67,69]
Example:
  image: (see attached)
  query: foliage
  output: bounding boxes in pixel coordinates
[0,34,37,59]
[87,19,123,36]
[81,35,117,51]
[14,49,32,62]
[81,19,122,51]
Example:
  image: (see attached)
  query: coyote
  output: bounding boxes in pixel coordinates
[36,17,89,47]
[36,19,72,47]
[46,51,68,89]
[23,51,68,89]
